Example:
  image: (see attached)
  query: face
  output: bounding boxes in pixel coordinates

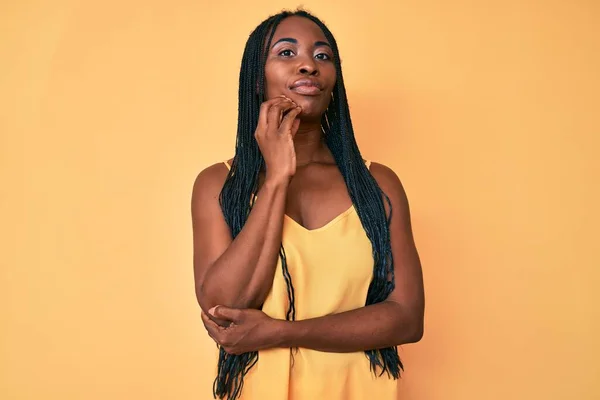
[264,16,337,121]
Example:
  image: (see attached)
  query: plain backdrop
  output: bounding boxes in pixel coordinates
[1,0,599,399]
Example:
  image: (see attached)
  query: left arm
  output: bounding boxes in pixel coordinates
[277,162,424,352]
[278,300,420,352]
[202,162,425,354]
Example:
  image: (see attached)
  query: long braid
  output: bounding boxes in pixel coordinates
[214,10,402,399]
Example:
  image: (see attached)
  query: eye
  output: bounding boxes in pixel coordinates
[278,49,295,57]
[315,53,332,61]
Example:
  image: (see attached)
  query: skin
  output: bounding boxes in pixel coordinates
[195,15,425,355]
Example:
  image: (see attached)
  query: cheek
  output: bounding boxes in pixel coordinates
[263,63,286,100]
[325,66,337,90]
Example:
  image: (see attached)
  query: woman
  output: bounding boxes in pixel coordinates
[192,9,425,400]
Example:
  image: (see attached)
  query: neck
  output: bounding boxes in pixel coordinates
[293,121,330,166]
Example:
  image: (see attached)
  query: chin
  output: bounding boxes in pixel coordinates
[296,100,328,116]
[295,105,321,119]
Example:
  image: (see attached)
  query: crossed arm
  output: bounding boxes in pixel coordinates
[193,161,424,354]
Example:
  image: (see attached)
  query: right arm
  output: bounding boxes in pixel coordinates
[191,167,288,313]
[192,97,302,318]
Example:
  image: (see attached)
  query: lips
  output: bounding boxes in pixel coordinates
[290,79,322,96]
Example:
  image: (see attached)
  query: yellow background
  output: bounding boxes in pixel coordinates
[1,0,598,399]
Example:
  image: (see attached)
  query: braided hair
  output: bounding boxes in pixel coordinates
[215,9,402,399]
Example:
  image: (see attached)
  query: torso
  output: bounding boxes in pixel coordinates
[211,156,399,399]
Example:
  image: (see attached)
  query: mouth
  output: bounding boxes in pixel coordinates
[290,79,322,96]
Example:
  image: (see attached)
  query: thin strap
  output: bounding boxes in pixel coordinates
[225,159,369,170]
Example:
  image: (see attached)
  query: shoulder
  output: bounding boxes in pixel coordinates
[191,159,231,204]
[369,162,407,199]
[368,161,410,213]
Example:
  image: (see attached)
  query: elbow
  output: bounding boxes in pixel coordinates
[408,318,424,343]
[394,319,422,345]
[391,310,423,345]
[195,281,229,314]
[405,311,424,343]
[195,280,212,315]
[195,279,257,312]
[195,276,223,314]
[194,263,231,313]
[388,301,424,345]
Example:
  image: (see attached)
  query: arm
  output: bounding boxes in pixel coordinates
[278,301,419,352]
[277,162,425,351]
[192,165,289,314]
[193,97,302,317]
[202,162,425,353]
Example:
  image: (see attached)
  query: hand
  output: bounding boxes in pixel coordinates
[201,305,284,355]
[255,96,303,183]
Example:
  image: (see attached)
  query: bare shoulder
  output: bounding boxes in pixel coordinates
[191,160,231,205]
[369,161,409,208]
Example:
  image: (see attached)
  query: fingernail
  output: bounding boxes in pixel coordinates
[208,306,217,316]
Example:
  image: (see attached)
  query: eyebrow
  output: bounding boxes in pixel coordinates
[271,37,332,49]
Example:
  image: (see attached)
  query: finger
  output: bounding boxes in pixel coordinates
[258,96,289,128]
[266,98,295,124]
[266,100,297,128]
[291,117,301,138]
[201,312,220,340]
[201,311,221,331]
[202,308,232,327]
[279,106,303,134]
[210,305,242,323]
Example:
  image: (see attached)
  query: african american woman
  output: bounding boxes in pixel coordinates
[191,9,425,400]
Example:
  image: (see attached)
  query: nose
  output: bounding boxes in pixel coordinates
[298,56,318,76]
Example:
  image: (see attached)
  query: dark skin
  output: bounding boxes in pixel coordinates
[195,16,425,355]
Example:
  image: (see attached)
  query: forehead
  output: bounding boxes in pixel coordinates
[271,16,327,42]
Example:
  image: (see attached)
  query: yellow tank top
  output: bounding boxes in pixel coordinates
[222,160,398,400]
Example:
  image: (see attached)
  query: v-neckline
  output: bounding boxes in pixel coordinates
[222,159,369,233]
[284,205,356,233]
